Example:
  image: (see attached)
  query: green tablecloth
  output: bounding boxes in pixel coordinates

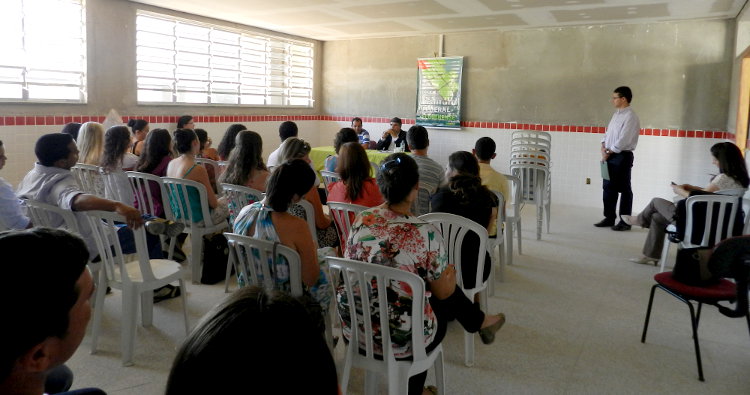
[309,146,393,174]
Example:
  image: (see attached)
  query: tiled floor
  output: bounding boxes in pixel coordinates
[66,204,750,394]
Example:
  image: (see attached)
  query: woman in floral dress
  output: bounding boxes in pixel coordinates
[342,152,506,395]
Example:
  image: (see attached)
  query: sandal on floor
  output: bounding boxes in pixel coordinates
[153,284,181,303]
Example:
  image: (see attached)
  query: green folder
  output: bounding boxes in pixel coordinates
[600,161,610,181]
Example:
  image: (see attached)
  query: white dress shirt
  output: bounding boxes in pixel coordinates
[603,106,640,153]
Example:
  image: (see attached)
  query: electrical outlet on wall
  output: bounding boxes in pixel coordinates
[586,177,591,184]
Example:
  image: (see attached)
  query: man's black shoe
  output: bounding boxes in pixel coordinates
[611,222,632,231]
[593,218,615,227]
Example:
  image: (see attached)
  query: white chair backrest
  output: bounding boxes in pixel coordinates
[126,171,173,219]
[224,232,303,296]
[220,183,264,225]
[419,212,489,292]
[328,201,368,247]
[743,198,750,235]
[320,170,340,192]
[218,160,228,173]
[25,199,80,234]
[511,130,552,147]
[195,158,222,193]
[84,210,158,285]
[682,194,741,248]
[410,185,433,217]
[327,257,429,361]
[71,164,105,197]
[290,198,317,246]
[101,170,135,206]
[162,177,213,227]
[492,190,506,226]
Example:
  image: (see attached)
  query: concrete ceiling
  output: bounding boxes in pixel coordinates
[131,0,749,41]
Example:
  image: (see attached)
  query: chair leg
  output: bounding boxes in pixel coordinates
[121,288,139,366]
[191,233,203,284]
[179,279,190,334]
[641,284,659,343]
[464,330,475,367]
[505,221,514,266]
[340,346,353,394]
[658,237,671,273]
[695,302,703,334]
[516,220,523,255]
[90,271,107,354]
[497,241,505,282]
[224,252,235,293]
[686,301,705,381]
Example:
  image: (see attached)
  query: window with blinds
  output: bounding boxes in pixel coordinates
[136,12,314,107]
[0,0,87,102]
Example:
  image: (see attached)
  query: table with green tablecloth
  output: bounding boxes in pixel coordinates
[309,146,394,174]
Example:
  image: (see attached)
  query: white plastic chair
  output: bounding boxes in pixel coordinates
[24,199,103,291]
[127,172,173,218]
[510,158,550,240]
[220,183,264,292]
[320,170,340,197]
[86,210,189,366]
[101,170,135,206]
[487,191,506,293]
[503,174,522,265]
[658,194,741,272]
[327,257,445,395]
[220,183,264,225]
[419,212,490,367]
[410,185,433,217]
[71,163,106,197]
[328,201,368,248]
[224,232,303,296]
[162,177,229,283]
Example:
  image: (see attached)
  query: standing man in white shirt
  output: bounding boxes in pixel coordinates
[595,86,640,231]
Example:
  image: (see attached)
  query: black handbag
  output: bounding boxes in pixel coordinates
[671,247,718,286]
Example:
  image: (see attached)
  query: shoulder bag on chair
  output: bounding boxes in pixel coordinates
[671,247,718,286]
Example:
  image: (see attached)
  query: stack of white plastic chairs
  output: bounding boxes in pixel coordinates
[509,130,551,240]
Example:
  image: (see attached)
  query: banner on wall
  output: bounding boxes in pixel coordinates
[416,56,463,129]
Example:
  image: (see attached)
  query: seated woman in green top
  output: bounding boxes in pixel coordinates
[166,129,228,225]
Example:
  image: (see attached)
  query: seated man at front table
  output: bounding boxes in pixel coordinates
[16,133,167,259]
[266,121,298,168]
[351,117,370,147]
[376,117,409,152]
[0,228,105,395]
[407,125,444,215]
[473,137,509,237]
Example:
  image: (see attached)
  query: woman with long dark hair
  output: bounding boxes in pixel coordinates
[217,123,247,161]
[431,151,499,289]
[343,152,504,395]
[623,142,750,264]
[219,130,270,191]
[134,128,173,217]
[166,129,228,225]
[233,159,331,311]
[100,126,137,205]
[280,137,338,248]
[327,142,383,206]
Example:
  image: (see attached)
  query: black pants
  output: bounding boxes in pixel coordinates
[603,151,634,220]
[408,285,485,394]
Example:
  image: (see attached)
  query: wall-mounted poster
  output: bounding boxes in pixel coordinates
[416,56,463,129]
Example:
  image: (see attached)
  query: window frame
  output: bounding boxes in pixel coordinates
[135,10,315,108]
[0,0,87,104]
